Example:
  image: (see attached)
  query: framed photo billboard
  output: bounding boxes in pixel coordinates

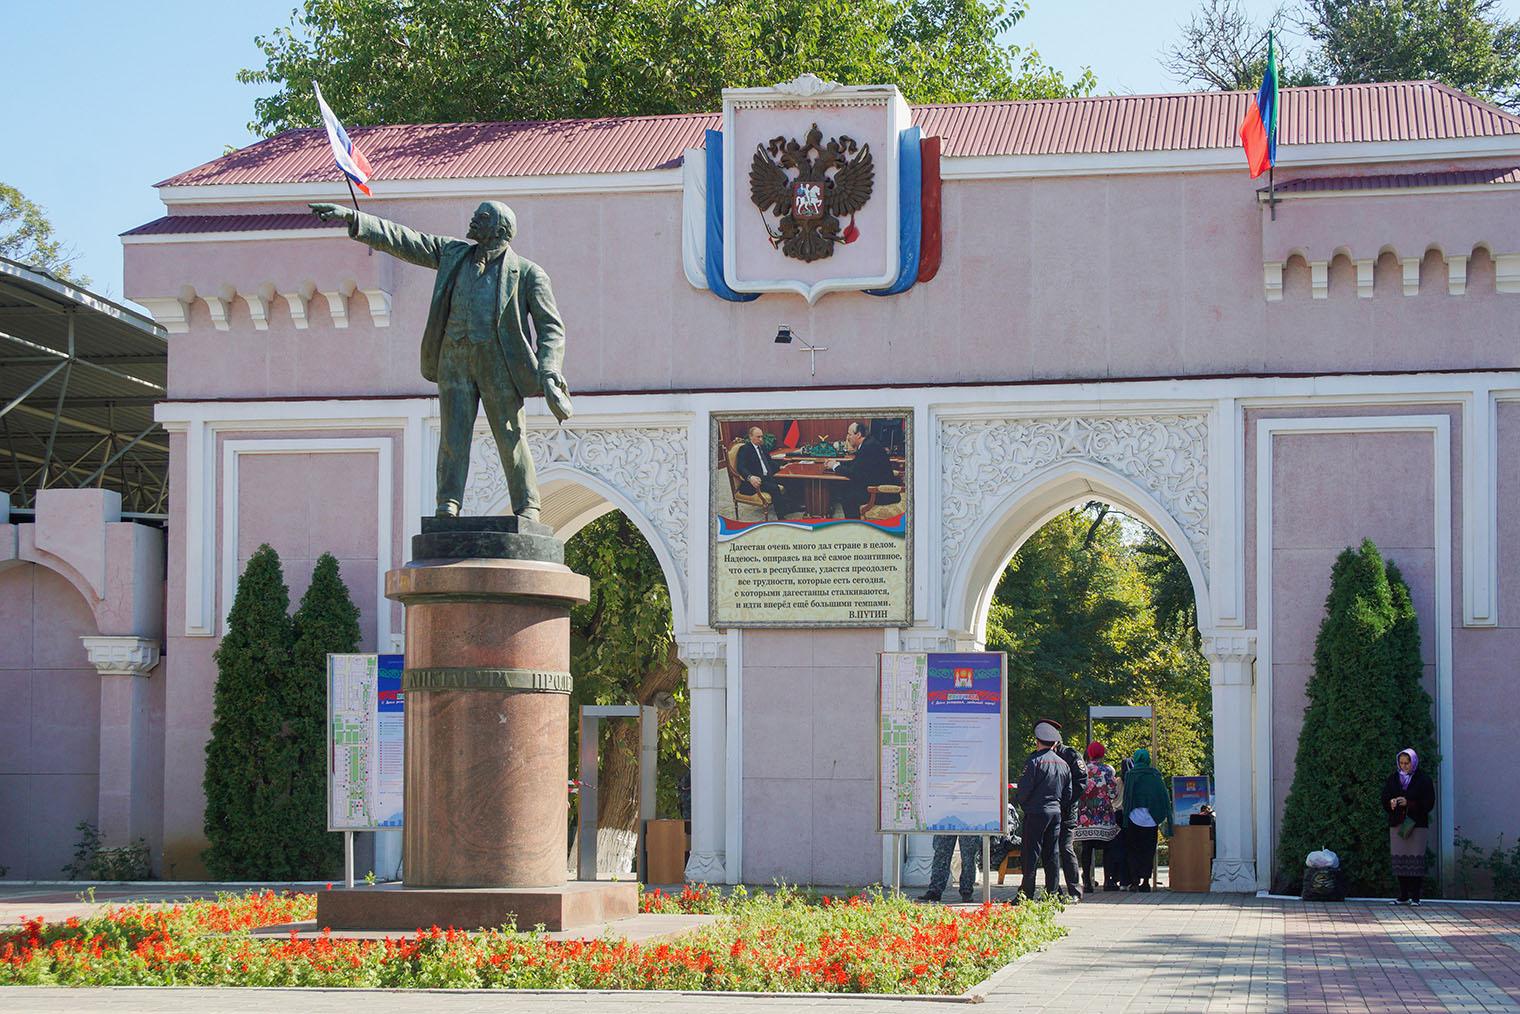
[710,410,911,627]
[878,651,1008,834]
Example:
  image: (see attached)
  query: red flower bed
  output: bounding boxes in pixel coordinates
[1,886,1063,993]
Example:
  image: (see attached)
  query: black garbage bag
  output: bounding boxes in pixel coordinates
[1301,865,1346,901]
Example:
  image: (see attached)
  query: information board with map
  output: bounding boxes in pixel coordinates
[878,651,1007,834]
[327,653,404,831]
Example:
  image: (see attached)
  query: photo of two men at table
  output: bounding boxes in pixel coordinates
[715,413,909,524]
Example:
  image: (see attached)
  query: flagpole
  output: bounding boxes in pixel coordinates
[1268,30,1276,220]
[343,178,368,255]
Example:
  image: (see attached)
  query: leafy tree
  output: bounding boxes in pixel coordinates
[288,553,361,878]
[1162,0,1321,90]
[1302,0,1520,109]
[1274,540,1436,896]
[0,183,89,285]
[203,544,298,878]
[565,511,686,871]
[1135,529,1199,645]
[1098,685,1210,782]
[240,0,1096,136]
[986,507,1211,776]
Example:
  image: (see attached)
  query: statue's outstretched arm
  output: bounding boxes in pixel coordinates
[309,204,450,270]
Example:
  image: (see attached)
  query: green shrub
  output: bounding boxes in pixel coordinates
[203,547,361,879]
[202,544,297,879]
[63,821,150,881]
[289,553,360,877]
[1455,829,1520,900]
[1274,540,1436,896]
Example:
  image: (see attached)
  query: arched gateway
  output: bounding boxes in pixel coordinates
[56,77,1513,890]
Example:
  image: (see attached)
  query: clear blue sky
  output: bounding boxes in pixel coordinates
[3,0,1517,309]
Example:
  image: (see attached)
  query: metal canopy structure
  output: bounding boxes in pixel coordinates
[0,256,167,516]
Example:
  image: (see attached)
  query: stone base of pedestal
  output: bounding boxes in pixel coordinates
[316,881,638,933]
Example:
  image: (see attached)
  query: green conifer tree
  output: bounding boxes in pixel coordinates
[203,544,296,878]
[1275,540,1437,896]
[289,553,361,878]
[1383,562,1438,773]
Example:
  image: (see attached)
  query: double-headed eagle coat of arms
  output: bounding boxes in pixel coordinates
[749,122,875,263]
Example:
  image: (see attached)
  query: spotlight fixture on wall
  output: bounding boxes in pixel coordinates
[774,325,827,375]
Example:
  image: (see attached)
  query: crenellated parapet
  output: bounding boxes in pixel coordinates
[1260,167,1520,300]
[133,279,393,332]
[123,212,393,332]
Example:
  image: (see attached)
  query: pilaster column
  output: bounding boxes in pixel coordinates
[903,834,935,885]
[1202,631,1258,891]
[81,636,160,848]
[677,633,727,883]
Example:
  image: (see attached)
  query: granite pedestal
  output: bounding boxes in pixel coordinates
[318,516,635,933]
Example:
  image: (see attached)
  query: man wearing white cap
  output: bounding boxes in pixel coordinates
[1014,719,1073,900]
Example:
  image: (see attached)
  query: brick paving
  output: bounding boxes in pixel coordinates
[6,884,1520,1012]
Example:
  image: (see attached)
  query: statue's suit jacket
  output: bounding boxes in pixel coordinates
[350,212,565,396]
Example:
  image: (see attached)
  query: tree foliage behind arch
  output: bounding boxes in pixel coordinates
[240,0,1096,135]
[985,507,1211,780]
[565,510,688,865]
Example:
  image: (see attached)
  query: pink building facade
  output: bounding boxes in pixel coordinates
[1,490,165,879]
[75,78,1519,889]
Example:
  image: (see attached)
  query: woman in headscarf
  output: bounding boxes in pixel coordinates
[1381,748,1436,905]
[1110,756,1135,888]
[1075,741,1121,893]
[1122,748,1173,892]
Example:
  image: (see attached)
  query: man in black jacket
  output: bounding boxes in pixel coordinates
[827,421,900,519]
[735,426,798,515]
[1015,720,1072,900]
[1052,729,1090,900]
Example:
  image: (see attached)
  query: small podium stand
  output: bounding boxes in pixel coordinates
[1168,826,1213,892]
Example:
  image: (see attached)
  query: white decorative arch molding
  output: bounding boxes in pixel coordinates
[939,412,1211,596]
[459,421,692,607]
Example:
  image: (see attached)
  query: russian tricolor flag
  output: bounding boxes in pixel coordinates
[313,81,374,196]
[1238,33,1278,179]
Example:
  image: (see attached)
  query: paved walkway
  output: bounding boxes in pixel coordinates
[6,885,1520,1011]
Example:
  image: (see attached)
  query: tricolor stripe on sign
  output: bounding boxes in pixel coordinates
[1238,33,1278,179]
[313,81,374,196]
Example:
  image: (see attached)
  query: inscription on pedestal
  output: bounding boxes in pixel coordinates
[402,667,573,694]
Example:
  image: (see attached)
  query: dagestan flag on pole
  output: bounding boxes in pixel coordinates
[1238,32,1278,179]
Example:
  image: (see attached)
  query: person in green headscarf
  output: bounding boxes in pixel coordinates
[1121,747,1172,892]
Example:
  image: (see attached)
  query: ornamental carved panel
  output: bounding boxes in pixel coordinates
[939,414,1210,590]
[461,425,690,598]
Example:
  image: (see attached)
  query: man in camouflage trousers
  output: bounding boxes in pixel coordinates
[920,834,981,902]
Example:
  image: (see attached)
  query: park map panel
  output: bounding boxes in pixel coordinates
[327,653,403,831]
[878,651,1007,834]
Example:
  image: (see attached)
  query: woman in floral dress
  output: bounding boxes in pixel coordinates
[1074,741,1121,893]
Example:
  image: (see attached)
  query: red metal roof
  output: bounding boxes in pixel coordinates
[122,213,346,236]
[1270,166,1520,193]
[158,81,1520,189]
[915,81,1520,156]
[157,114,720,188]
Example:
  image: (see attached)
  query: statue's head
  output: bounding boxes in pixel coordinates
[467,201,517,243]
